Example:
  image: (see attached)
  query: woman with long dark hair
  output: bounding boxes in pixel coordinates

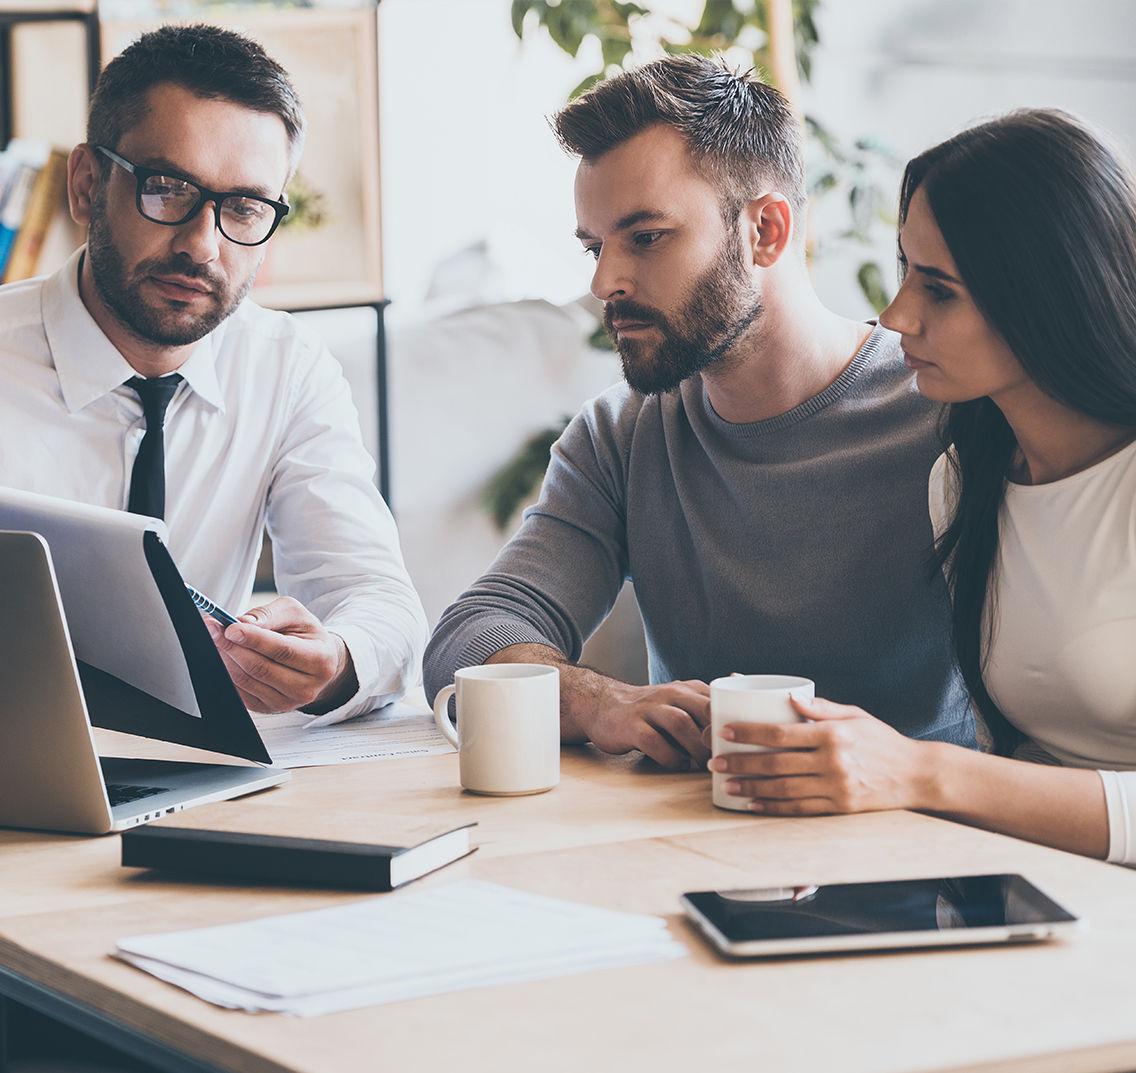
[709,108,1136,863]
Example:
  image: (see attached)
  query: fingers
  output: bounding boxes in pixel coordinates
[724,774,830,800]
[710,749,822,778]
[720,720,833,749]
[227,663,295,713]
[748,797,834,817]
[222,639,316,696]
[646,705,711,766]
[220,612,339,683]
[203,616,330,712]
[223,621,314,670]
[239,596,316,634]
[791,695,864,720]
[656,681,711,727]
[212,645,296,713]
[633,724,689,770]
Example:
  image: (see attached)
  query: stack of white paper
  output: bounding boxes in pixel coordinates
[256,702,454,768]
[116,880,686,1015]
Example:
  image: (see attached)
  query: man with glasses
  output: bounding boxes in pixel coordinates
[0,25,427,720]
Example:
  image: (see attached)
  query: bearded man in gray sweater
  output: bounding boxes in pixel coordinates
[424,55,973,771]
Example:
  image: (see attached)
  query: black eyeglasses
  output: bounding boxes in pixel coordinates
[95,145,289,247]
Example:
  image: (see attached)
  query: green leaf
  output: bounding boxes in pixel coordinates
[694,0,744,39]
[797,45,812,82]
[544,7,584,55]
[857,261,892,315]
[804,114,844,163]
[568,71,605,100]
[849,183,881,236]
[667,39,717,57]
[481,422,570,530]
[601,35,633,67]
[612,0,650,17]
[853,136,903,166]
[510,0,530,40]
[808,170,838,197]
[794,0,819,44]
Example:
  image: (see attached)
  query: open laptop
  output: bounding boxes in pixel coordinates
[0,529,288,835]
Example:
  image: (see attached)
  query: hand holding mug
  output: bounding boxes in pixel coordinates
[708,694,933,815]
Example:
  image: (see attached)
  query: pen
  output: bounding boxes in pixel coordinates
[185,584,240,628]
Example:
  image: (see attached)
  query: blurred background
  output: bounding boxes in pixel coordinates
[3,0,1135,681]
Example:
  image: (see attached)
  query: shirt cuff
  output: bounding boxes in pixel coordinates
[1098,770,1135,866]
[305,622,409,727]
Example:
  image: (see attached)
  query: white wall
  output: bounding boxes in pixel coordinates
[803,0,1136,316]
[378,0,595,311]
[379,0,1136,320]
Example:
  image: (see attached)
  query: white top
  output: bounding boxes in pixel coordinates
[0,248,428,722]
[929,441,1136,865]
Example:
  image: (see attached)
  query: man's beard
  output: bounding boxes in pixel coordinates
[604,233,762,395]
[86,195,255,347]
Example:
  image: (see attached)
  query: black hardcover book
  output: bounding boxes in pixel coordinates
[121,821,477,891]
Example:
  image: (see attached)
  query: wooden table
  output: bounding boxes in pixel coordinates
[3,736,1136,1073]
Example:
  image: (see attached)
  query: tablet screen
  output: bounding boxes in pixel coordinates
[684,874,1077,943]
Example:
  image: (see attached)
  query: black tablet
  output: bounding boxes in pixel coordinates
[681,874,1082,958]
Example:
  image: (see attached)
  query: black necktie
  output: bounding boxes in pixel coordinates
[126,374,183,520]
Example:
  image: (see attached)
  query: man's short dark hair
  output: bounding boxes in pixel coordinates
[554,54,805,216]
[88,24,306,167]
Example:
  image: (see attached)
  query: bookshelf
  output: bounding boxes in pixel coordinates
[0,4,100,149]
[0,1,391,503]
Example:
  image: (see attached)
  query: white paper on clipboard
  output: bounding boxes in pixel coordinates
[0,486,202,717]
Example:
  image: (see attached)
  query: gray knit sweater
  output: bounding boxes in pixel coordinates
[425,325,974,745]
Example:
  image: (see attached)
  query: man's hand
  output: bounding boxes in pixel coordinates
[203,596,358,715]
[580,678,713,770]
[485,644,710,770]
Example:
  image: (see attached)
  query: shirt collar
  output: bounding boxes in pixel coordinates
[43,246,227,415]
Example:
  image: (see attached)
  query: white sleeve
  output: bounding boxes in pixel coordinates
[1097,770,1136,866]
[927,451,955,541]
[265,344,428,723]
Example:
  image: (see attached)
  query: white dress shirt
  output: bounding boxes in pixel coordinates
[929,443,1136,865]
[0,247,427,721]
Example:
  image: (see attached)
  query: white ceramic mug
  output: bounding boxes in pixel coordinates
[710,674,814,811]
[432,664,560,796]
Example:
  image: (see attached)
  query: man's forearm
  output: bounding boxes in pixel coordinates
[486,643,629,743]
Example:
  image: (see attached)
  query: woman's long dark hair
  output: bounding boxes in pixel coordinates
[901,110,1136,752]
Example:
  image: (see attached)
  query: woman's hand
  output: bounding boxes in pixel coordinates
[706,696,938,815]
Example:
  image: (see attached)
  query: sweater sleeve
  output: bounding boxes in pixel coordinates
[422,393,632,704]
[1098,770,1136,865]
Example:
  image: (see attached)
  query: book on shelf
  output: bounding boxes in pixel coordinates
[0,146,40,277]
[4,147,68,284]
[0,139,73,284]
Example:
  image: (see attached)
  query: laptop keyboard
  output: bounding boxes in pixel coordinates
[106,783,170,807]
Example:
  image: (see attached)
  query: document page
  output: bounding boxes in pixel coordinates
[256,702,454,768]
[116,880,686,1015]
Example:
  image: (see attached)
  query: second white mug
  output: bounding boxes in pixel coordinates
[432,663,560,796]
[710,674,814,811]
